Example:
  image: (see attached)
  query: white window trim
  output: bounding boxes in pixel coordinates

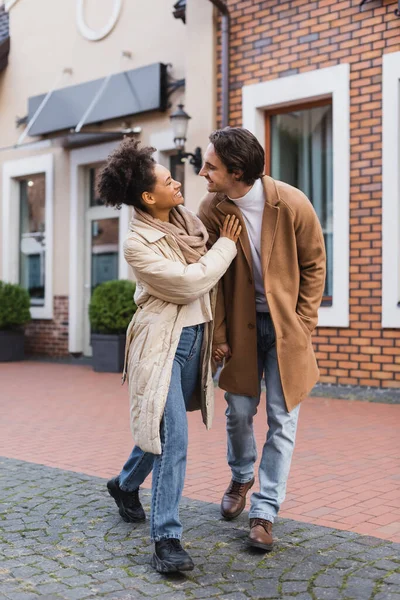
[2,153,54,319]
[382,51,400,328]
[150,129,176,166]
[242,64,350,328]
[69,141,129,354]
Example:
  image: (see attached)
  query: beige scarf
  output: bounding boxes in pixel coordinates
[132,206,209,264]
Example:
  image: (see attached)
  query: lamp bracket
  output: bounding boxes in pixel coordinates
[178,147,202,174]
[167,78,185,98]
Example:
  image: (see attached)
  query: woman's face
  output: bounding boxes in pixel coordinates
[143,164,184,211]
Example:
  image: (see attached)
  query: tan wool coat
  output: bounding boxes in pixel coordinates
[122,216,237,455]
[198,175,326,412]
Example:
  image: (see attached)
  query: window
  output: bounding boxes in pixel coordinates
[87,167,120,293]
[267,102,333,303]
[90,218,119,291]
[170,154,185,199]
[84,164,121,355]
[382,51,400,328]
[2,154,54,319]
[89,166,104,207]
[242,64,350,327]
[19,173,47,306]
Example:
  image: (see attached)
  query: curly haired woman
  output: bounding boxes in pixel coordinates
[98,139,241,573]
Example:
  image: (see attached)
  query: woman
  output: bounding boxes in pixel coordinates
[98,139,241,573]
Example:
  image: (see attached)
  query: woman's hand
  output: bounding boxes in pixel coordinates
[220,215,242,243]
[213,343,231,363]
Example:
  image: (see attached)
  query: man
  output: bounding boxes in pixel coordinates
[197,127,326,551]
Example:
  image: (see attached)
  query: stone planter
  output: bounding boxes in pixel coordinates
[91,333,126,373]
[0,330,25,362]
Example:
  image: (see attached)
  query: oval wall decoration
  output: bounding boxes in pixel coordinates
[76,0,122,41]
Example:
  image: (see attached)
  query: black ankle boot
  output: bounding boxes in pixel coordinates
[107,477,145,523]
[151,539,194,573]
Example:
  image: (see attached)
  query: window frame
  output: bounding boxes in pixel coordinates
[382,51,400,328]
[2,153,54,319]
[169,153,185,199]
[69,142,129,355]
[242,64,350,327]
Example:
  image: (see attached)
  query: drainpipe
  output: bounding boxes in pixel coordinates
[208,0,229,127]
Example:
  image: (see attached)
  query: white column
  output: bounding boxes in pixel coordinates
[184,0,216,214]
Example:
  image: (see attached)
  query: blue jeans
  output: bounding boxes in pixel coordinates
[118,324,204,542]
[225,312,300,523]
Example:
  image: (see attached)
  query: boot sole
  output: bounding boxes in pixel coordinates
[248,539,274,552]
[221,504,246,520]
[107,484,146,523]
[220,479,255,521]
[151,553,194,573]
[118,507,146,523]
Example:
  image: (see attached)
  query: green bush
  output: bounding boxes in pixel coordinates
[0,281,31,330]
[89,279,137,335]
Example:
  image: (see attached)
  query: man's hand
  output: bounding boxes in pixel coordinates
[213,343,231,363]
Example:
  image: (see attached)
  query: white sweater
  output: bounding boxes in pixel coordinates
[230,178,269,312]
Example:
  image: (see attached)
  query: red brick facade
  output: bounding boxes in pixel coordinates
[217,0,400,388]
[25,296,69,356]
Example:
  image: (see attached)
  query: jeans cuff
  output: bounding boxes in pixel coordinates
[249,512,275,523]
[118,478,139,493]
[119,485,138,493]
[231,475,255,484]
[152,534,182,543]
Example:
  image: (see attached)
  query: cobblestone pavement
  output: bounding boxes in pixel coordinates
[1,458,399,600]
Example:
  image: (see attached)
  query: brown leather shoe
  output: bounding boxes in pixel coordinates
[248,518,274,551]
[220,478,255,520]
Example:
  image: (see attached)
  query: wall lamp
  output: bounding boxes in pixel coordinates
[170,104,202,174]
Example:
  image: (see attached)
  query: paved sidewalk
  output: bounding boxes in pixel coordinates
[1,458,400,600]
[1,362,400,541]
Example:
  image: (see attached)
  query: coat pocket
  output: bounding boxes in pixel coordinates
[293,313,312,351]
[129,322,151,366]
[295,311,314,334]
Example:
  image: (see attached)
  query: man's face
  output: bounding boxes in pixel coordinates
[199,143,237,194]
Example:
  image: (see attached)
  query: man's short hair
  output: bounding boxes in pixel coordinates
[209,127,265,185]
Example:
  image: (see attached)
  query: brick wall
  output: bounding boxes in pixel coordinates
[217,0,400,388]
[25,296,69,356]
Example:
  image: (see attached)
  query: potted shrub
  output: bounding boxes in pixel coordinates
[89,279,136,373]
[0,281,31,362]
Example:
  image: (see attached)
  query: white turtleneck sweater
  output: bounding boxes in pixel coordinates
[229,177,269,313]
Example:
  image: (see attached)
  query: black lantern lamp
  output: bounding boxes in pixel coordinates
[170,104,202,174]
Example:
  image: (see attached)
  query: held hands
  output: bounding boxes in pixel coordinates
[215,214,238,362]
[220,215,242,243]
[215,214,238,363]
[213,342,231,363]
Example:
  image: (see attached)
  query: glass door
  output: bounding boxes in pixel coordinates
[83,166,120,356]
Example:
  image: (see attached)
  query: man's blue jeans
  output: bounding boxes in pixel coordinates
[225,312,300,523]
[118,324,204,542]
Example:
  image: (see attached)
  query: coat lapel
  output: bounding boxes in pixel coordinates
[261,177,280,276]
[215,196,254,277]
[215,177,281,278]
[261,204,279,276]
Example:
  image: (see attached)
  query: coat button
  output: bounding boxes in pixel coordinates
[248,323,255,329]
[248,277,253,284]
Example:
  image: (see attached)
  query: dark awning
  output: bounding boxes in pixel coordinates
[27,62,168,137]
